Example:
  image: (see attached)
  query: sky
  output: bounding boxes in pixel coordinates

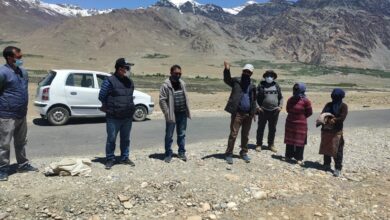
[44,0,271,10]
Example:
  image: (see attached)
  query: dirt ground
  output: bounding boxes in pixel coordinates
[0,127,389,220]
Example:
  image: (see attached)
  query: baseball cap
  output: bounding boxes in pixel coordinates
[242,64,254,72]
[115,58,134,69]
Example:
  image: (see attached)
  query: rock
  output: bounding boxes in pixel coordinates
[88,215,101,220]
[54,216,63,220]
[118,194,130,202]
[187,216,202,220]
[123,202,133,209]
[227,202,237,209]
[201,202,211,212]
[224,174,239,182]
[314,212,323,217]
[253,191,267,200]
[209,214,217,219]
[24,204,29,210]
[0,213,9,220]
[141,182,148,188]
[5,208,11,213]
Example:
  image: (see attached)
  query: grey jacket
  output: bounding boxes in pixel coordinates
[159,78,191,122]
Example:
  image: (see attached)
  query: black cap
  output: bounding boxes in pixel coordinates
[115,58,134,69]
[263,70,278,79]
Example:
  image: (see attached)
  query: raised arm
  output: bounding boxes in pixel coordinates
[223,61,234,87]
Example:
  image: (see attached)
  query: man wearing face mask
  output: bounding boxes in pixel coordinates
[0,46,39,181]
[99,58,136,170]
[223,61,257,164]
[159,65,191,163]
[256,70,284,153]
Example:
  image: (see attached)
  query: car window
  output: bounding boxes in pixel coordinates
[97,74,108,88]
[66,73,95,88]
[39,71,56,87]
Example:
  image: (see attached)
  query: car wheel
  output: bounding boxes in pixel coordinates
[133,105,147,122]
[47,106,70,126]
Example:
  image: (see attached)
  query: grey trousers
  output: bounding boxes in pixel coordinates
[0,117,29,170]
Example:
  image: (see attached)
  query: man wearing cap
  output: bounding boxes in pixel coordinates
[99,58,136,169]
[223,61,257,164]
[159,65,191,163]
[256,70,284,153]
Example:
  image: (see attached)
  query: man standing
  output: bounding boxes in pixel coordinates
[223,61,257,164]
[99,58,136,170]
[159,65,191,163]
[0,46,38,181]
[256,70,283,153]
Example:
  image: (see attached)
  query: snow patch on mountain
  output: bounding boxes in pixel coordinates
[223,0,257,15]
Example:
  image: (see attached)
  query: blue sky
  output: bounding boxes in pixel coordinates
[44,0,271,10]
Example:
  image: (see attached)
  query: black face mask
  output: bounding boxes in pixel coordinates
[171,75,181,82]
[241,74,251,89]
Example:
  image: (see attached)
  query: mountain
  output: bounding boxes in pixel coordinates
[2,0,390,71]
[223,1,258,15]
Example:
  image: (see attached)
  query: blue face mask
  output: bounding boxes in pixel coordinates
[265,77,274,84]
[14,59,24,67]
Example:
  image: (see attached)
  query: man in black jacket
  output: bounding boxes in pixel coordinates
[99,58,136,170]
[223,61,257,164]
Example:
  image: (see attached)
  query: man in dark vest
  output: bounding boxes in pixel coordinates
[99,58,136,170]
[0,46,38,181]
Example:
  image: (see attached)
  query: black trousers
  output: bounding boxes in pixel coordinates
[285,145,305,161]
[324,136,344,170]
[256,109,280,146]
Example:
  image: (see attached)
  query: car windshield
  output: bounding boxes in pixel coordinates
[39,71,56,87]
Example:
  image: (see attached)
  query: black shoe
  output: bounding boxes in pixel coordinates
[178,153,187,162]
[105,160,115,170]
[323,164,332,172]
[164,155,172,163]
[0,171,8,181]
[17,163,39,173]
[226,155,233,165]
[120,158,135,167]
[240,154,251,163]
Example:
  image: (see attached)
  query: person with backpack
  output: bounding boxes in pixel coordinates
[223,61,257,164]
[256,70,283,153]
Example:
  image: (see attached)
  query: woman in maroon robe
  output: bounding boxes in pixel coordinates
[284,83,313,164]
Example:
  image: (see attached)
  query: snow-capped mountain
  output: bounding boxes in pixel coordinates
[223,1,258,15]
[1,0,112,17]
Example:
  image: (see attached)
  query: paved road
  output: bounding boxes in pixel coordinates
[26,109,389,158]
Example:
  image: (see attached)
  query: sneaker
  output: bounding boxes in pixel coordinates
[178,153,187,162]
[105,159,115,170]
[255,145,262,152]
[17,163,39,173]
[120,158,135,167]
[334,169,341,177]
[164,155,172,163]
[226,155,233,165]
[297,160,304,165]
[269,145,278,153]
[241,154,251,163]
[0,171,8,181]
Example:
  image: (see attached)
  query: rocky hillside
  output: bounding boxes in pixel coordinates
[1,0,390,71]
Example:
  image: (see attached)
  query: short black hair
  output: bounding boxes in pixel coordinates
[3,46,20,60]
[170,64,181,73]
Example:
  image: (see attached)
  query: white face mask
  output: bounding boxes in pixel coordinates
[265,77,274,84]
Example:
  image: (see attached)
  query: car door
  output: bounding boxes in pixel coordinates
[64,72,100,116]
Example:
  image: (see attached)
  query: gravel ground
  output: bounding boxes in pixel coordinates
[0,127,389,220]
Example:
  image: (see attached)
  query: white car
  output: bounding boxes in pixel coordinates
[34,69,154,125]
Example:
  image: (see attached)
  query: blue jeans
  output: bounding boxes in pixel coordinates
[105,118,132,161]
[165,112,187,157]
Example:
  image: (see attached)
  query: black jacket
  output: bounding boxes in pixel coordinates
[106,74,135,119]
[223,68,256,116]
